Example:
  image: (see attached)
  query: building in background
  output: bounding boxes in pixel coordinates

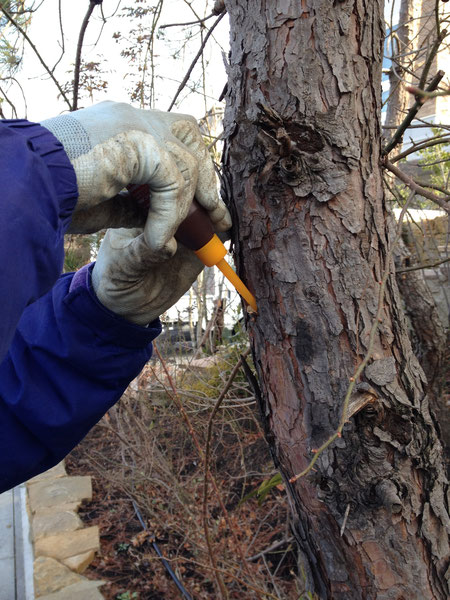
[383,0,450,148]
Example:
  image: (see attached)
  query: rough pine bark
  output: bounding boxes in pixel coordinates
[222,1,449,598]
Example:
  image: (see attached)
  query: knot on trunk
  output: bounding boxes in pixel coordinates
[255,103,348,202]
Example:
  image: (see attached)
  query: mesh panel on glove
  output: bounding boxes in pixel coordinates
[41,115,91,160]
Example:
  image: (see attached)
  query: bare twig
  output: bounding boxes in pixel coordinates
[390,135,450,163]
[289,191,416,484]
[384,159,450,212]
[417,157,450,168]
[435,0,441,37]
[247,536,294,562]
[73,1,99,111]
[202,349,256,593]
[207,133,224,150]
[406,86,450,101]
[167,10,226,111]
[418,28,447,90]
[147,0,164,108]
[51,0,65,73]
[340,504,351,537]
[382,123,450,130]
[396,256,450,273]
[159,12,215,29]
[1,2,72,109]
[382,70,445,155]
[0,85,18,117]
[414,180,449,196]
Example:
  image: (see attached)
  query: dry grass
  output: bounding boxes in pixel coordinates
[67,340,308,599]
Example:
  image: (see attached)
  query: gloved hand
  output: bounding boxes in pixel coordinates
[41,101,230,258]
[92,227,204,325]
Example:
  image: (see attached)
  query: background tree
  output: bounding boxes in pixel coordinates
[384,0,413,130]
[0,0,33,116]
[223,0,449,598]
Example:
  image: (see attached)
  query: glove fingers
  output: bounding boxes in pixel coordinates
[68,193,147,234]
[97,229,163,276]
[141,145,190,259]
[93,227,205,326]
[169,120,232,232]
[136,242,204,323]
[165,141,199,206]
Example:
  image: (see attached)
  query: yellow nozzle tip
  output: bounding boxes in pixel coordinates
[194,235,257,312]
[216,258,257,313]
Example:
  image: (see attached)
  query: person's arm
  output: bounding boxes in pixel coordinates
[0,264,161,493]
[0,103,230,492]
[1,103,231,361]
[0,120,78,362]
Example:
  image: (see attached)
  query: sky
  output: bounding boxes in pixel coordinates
[2,0,229,121]
[2,1,404,122]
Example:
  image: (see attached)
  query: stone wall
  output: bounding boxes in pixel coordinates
[26,462,105,600]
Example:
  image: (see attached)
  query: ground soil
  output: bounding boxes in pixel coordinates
[66,388,300,600]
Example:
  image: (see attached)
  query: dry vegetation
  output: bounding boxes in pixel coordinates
[67,338,306,600]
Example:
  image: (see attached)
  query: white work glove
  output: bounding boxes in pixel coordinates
[41,101,231,258]
[92,227,204,325]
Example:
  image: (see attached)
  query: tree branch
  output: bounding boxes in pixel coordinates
[384,159,450,212]
[52,0,66,73]
[159,12,215,29]
[382,123,450,130]
[414,180,449,196]
[247,536,294,562]
[389,135,450,163]
[1,2,72,109]
[396,256,450,273]
[382,70,445,155]
[0,84,18,117]
[73,1,100,111]
[289,191,416,484]
[406,86,450,101]
[202,349,253,596]
[167,10,226,111]
[418,28,447,90]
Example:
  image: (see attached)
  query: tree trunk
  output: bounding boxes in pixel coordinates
[222,2,449,598]
[395,239,447,389]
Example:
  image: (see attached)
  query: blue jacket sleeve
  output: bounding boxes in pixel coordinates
[0,119,78,363]
[0,264,162,493]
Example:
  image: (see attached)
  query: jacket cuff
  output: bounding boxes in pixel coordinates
[0,120,78,230]
[64,265,162,349]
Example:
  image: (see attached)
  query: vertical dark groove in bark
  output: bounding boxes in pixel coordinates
[223,1,449,598]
